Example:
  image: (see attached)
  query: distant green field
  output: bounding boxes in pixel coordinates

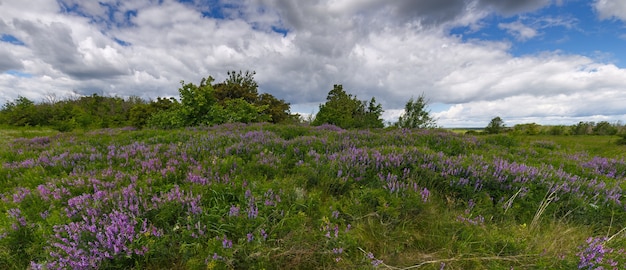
[518,134,626,158]
[0,126,59,142]
[0,125,624,269]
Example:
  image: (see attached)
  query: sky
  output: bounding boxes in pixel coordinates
[1,0,626,127]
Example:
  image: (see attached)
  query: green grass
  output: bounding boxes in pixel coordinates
[519,134,626,157]
[0,126,59,142]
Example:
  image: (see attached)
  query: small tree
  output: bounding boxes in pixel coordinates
[313,85,384,129]
[395,94,437,129]
[363,97,384,128]
[485,116,505,134]
[256,93,290,124]
[214,70,259,104]
[178,76,218,126]
[592,121,618,135]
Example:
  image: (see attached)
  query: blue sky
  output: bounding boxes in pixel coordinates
[1,0,626,127]
[451,1,626,66]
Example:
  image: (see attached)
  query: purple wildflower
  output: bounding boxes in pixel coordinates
[229,205,240,217]
[222,236,232,249]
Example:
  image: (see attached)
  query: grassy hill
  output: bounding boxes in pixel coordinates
[0,124,624,269]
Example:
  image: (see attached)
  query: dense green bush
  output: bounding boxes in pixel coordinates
[0,71,293,131]
[312,84,384,129]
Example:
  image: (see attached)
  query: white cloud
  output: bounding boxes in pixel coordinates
[1,0,626,128]
[499,21,538,41]
[594,0,626,21]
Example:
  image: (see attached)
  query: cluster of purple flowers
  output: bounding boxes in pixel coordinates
[366,252,383,267]
[577,237,623,269]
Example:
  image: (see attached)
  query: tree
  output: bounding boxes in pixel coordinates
[312,85,384,129]
[592,121,618,135]
[395,94,437,129]
[214,70,259,104]
[362,97,384,128]
[178,76,218,126]
[211,98,271,124]
[485,116,505,134]
[256,93,291,124]
[1,96,38,126]
[513,123,540,135]
[572,121,593,135]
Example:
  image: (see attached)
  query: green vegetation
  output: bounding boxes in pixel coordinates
[0,124,624,269]
[485,116,506,134]
[312,84,384,129]
[0,71,293,131]
[395,94,437,129]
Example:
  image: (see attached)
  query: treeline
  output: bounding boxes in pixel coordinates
[482,116,625,136]
[9,69,621,135]
[0,70,439,131]
[0,71,295,131]
[311,85,435,129]
[0,94,143,131]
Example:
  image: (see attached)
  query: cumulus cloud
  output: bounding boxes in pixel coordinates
[499,21,538,41]
[1,0,626,127]
[594,0,626,21]
[0,46,23,72]
[479,0,552,15]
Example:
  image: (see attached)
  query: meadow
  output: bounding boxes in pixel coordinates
[0,124,624,269]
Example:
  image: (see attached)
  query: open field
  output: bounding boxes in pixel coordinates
[0,126,59,142]
[0,124,625,269]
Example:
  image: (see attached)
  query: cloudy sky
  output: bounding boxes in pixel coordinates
[1,0,626,127]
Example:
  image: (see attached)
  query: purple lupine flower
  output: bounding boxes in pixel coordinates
[577,236,615,269]
[30,261,45,270]
[247,233,254,242]
[12,187,31,203]
[222,236,232,249]
[366,252,383,266]
[7,208,28,228]
[248,203,258,219]
[229,205,240,217]
[420,188,430,202]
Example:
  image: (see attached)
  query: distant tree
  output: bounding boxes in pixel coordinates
[363,97,384,128]
[312,84,384,129]
[214,70,259,104]
[313,85,359,128]
[130,97,179,128]
[395,94,437,129]
[592,121,618,135]
[1,96,38,126]
[211,98,271,124]
[256,93,291,123]
[547,125,567,136]
[178,76,218,126]
[485,116,505,134]
[572,121,593,135]
[146,106,185,129]
[513,123,541,135]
